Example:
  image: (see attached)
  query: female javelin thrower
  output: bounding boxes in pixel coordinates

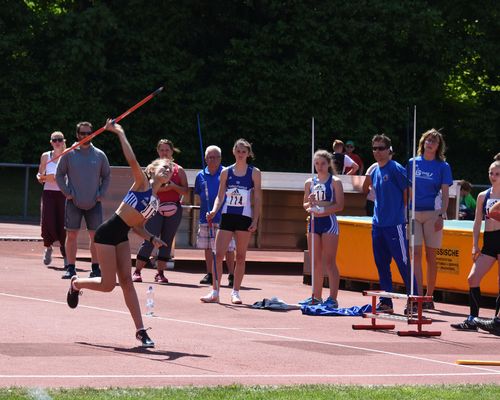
[451,160,500,332]
[301,150,344,306]
[66,119,172,348]
[201,138,262,304]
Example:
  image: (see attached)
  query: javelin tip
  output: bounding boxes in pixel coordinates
[153,86,164,95]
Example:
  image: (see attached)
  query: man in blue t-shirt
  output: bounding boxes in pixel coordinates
[370,134,417,313]
[194,145,235,287]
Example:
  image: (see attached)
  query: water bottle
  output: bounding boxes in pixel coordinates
[146,285,154,317]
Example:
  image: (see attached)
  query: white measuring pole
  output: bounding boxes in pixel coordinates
[310,117,316,301]
[410,106,417,296]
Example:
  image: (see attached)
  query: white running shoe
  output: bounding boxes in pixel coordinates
[231,291,242,304]
[200,291,219,303]
[43,247,53,265]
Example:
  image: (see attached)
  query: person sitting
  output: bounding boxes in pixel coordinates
[458,180,476,221]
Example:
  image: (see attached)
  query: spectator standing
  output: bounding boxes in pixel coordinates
[332,139,358,175]
[201,138,262,304]
[370,134,416,313]
[56,122,110,279]
[407,129,453,309]
[300,150,344,306]
[451,160,500,332]
[363,162,378,216]
[37,131,67,267]
[195,145,235,287]
[132,139,188,284]
[344,140,364,175]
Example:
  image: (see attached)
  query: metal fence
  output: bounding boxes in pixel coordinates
[0,163,40,220]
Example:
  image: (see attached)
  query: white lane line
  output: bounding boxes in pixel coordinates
[2,292,500,376]
[0,372,499,379]
[231,327,301,330]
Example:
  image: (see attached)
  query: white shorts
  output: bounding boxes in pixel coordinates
[196,223,236,252]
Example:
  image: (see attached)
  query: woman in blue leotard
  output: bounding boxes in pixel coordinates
[301,150,344,306]
[201,138,262,305]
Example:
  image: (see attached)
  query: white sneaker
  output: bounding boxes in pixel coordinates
[231,291,242,304]
[200,291,219,303]
[43,247,53,265]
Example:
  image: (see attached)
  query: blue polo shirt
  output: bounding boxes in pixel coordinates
[406,156,453,211]
[371,160,409,227]
[195,165,224,224]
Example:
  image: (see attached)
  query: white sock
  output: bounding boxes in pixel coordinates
[231,290,239,296]
[211,289,219,296]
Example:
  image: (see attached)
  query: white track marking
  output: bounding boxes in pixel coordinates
[1,372,499,379]
[1,292,500,376]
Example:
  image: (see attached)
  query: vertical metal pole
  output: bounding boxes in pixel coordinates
[23,166,30,219]
[310,117,315,302]
[410,106,417,296]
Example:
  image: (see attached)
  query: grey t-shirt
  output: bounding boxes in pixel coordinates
[56,144,111,210]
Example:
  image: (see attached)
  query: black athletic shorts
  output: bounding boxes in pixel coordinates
[482,229,500,258]
[94,213,130,246]
[219,213,252,232]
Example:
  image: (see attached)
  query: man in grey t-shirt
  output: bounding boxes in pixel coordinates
[56,121,111,279]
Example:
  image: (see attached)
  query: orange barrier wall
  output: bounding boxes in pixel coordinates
[333,217,498,296]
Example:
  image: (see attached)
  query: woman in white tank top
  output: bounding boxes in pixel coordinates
[37,131,67,267]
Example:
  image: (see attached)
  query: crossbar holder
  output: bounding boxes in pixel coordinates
[352,290,441,337]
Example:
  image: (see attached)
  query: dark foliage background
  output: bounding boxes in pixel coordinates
[1,1,498,183]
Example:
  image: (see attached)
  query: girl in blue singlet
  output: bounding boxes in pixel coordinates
[201,138,262,305]
[301,150,344,307]
[66,119,172,348]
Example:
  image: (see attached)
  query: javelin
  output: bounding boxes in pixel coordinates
[49,86,164,163]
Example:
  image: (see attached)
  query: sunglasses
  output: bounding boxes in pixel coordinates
[372,146,387,151]
[78,131,92,136]
[51,138,64,143]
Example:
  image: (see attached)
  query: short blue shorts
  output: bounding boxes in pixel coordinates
[308,214,339,235]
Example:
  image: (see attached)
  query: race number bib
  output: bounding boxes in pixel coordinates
[486,198,499,216]
[226,188,249,207]
[313,183,327,202]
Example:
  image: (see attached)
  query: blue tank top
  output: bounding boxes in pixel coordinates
[123,188,158,219]
[312,174,336,203]
[221,165,254,217]
[483,188,499,220]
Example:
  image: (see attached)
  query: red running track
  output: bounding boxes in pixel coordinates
[0,239,499,387]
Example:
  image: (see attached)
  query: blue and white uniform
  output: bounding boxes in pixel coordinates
[221,165,254,217]
[308,174,339,235]
[371,160,417,303]
[195,165,224,224]
[123,188,159,220]
[95,187,159,247]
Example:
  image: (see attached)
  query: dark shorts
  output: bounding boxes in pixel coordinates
[482,229,500,258]
[65,200,103,231]
[94,213,130,246]
[219,213,252,232]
